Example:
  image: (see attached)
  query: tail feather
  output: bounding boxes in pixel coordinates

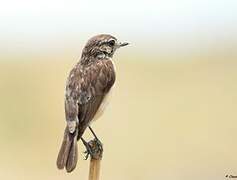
[56,127,78,172]
[66,134,78,172]
[56,128,69,169]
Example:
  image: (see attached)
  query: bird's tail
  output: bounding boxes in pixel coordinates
[56,127,78,173]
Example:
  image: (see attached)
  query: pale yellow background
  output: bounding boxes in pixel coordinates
[0,0,237,180]
[0,54,236,180]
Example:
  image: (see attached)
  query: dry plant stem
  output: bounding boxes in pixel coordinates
[88,139,103,180]
[89,158,101,180]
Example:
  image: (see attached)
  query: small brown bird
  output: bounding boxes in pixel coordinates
[56,34,128,172]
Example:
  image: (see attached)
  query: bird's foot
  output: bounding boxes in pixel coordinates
[94,138,103,152]
[82,138,103,160]
[83,144,93,160]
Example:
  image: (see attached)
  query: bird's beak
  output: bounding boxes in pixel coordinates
[118,42,129,47]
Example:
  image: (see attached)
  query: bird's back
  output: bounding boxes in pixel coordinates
[66,58,116,138]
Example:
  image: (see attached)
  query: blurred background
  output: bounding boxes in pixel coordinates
[0,0,237,180]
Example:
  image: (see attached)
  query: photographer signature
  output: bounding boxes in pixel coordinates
[226,175,237,178]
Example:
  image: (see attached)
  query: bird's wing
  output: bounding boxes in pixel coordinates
[64,60,115,136]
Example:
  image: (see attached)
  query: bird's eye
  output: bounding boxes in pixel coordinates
[108,39,115,46]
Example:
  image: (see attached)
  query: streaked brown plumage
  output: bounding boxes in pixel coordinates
[56,34,128,172]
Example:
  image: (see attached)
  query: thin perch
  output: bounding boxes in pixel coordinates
[88,139,103,180]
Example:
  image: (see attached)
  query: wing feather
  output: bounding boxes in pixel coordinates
[65,59,115,138]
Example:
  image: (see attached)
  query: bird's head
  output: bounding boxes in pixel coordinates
[81,34,129,61]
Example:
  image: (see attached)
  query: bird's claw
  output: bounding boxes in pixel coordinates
[82,138,103,160]
[82,142,93,160]
[95,139,103,152]
[83,150,90,160]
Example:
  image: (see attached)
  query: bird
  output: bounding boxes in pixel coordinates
[56,34,129,173]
